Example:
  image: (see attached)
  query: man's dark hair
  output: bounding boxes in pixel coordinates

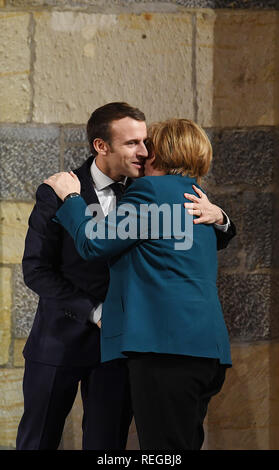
[87,102,146,156]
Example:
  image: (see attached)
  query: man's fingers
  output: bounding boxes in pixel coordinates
[184,193,200,203]
[69,171,77,179]
[187,209,203,217]
[193,216,208,224]
[184,202,195,209]
[192,185,204,198]
[44,172,66,181]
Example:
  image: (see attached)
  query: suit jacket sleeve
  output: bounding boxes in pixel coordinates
[214,220,236,251]
[22,183,97,324]
[55,178,237,262]
[54,178,155,262]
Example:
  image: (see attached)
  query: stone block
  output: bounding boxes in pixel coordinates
[6,0,279,9]
[207,189,273,271]
[13,264,38,339]
[207,128,275,189]
[200,190,243,271]
[213,0,279,7]
[196,11,279,126]
[62,125,91,171]
[196,10,215,126]
[207,341,279,450]
[33,12,193,124]
[0,369,24,448]
[63,126,87,144]
[202,128,277,273]
[0,201,34,264]
[212,11,279,127]
[0,126,60,200]
[0,13,31,122]
[177,0,279,6]
[217,233,242,272]
[0,267,12,366]
[63,145,91,172]
[242,192,273,270]
[217,273,277,341]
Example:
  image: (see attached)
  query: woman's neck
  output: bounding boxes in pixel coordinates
[145,168,166,176]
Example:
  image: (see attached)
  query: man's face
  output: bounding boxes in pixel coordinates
[104,117,148,180]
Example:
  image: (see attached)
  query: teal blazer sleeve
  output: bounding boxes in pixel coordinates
[55,178,157,261]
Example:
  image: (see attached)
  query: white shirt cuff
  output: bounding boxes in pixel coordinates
[214,210,230,233]
[89,303,102,324]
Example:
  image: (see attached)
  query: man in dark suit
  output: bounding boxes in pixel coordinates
[16,103,235,450]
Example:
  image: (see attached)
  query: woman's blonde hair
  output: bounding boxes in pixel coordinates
[147,118,212,184]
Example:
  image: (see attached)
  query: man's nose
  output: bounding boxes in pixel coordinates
[138,141,148,158]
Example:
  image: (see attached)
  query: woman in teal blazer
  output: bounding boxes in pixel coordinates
[46,119,232,450]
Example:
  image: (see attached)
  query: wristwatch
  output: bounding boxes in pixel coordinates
[63,192,81,202]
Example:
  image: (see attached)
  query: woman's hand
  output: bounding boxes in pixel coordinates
[184,185,224,225]
[44,171,81,201]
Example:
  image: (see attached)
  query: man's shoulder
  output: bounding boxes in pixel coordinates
[36,182,59,200]
[35,183,62,212]
[73,155,94,181]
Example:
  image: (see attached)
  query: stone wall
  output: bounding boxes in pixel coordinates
[0,0,278,450]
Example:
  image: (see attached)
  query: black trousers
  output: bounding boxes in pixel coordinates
[127,353,227,450]
[16,359,132,450]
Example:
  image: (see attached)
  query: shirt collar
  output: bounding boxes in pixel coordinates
[90,158,127,191]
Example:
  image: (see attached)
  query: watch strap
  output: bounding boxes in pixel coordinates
[63,192,81,202]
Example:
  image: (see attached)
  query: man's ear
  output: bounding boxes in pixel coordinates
[93,138,109,156]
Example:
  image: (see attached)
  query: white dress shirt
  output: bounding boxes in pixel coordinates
[88,159,230,323]
[89,159,126,323]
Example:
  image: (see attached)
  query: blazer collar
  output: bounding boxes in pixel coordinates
[73,155,99,206]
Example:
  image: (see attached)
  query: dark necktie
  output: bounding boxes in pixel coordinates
[109,182,125,203]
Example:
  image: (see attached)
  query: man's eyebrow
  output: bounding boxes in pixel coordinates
[124,138,140,144]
